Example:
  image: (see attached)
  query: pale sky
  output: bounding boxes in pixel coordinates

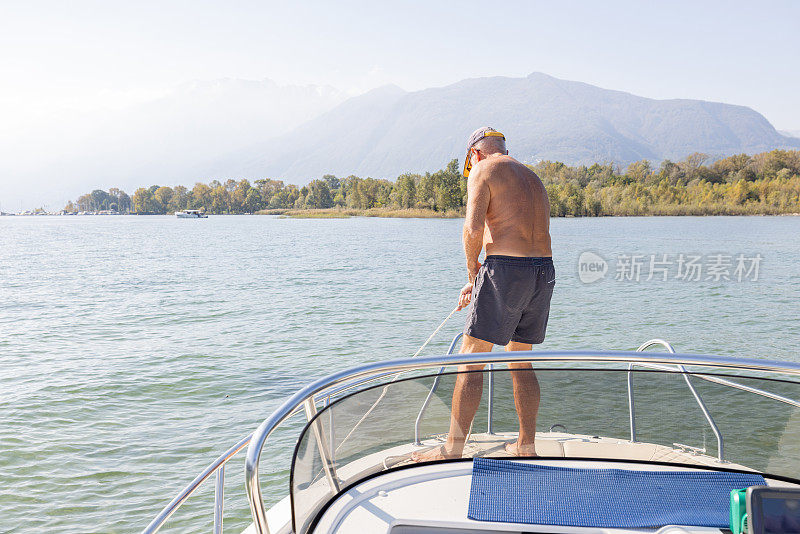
[1,0,799,209]
[1,0,799,125]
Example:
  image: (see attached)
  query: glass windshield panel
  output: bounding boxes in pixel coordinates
[290,365,800,534]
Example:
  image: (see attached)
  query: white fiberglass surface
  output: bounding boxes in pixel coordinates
[312,460,785,534]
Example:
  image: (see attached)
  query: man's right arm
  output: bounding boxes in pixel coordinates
[463,166,490,283]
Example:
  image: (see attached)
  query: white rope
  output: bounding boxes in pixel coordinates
[411,306,460,359]
[334,306,460,454]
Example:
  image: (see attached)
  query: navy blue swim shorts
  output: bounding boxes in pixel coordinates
[464,255,555,345]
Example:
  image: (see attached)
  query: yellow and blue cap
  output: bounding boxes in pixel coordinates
[463,126,505,177]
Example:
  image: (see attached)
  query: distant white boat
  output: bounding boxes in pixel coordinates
[175,210,208,218]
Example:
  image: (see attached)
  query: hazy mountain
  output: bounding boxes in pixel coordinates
[233,73,800,182]
[0,79,347,209]
[61,78,348,185]
[780,130,800,139]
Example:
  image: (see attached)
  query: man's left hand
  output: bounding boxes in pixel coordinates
[457,283,474,311]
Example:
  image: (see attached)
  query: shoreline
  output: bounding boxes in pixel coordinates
[256,208,800,219]
[5,210,800,218]
[256,208,464,218]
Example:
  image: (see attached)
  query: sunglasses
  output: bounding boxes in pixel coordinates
[463,147,480,178]
[462,131,505,177]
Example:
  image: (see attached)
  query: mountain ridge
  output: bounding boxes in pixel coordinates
[226,72,798,182]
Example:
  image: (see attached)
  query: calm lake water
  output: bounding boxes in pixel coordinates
[1,215,799,533]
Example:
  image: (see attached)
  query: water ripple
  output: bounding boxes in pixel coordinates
[1,215,799,532]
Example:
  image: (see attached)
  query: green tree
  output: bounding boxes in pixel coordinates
[305,180,334,209]
[416,172,435,208]
[244,188,262,212]
[211,184,228,213]
[345,177,366,209]
[391,173,417,208]
[433,159,462,211]
[170,185,189,212]
[254,179,284,206]
[153,186,174,214]
[322,174,340,193]
[131,188,152,213]
[231,179,252,213]
[118,191,132,213]
[268,189,289,208]
[90,189,112,211]
[108,188,131,213]
[191,183,212,210]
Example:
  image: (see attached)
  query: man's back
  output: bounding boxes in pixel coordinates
[479,155,552,258]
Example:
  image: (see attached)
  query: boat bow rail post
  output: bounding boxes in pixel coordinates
[141,404,307,534]
[142,433,253,534]
[627,339,725,461]
[414,333,463,445]
[627,339,800,464]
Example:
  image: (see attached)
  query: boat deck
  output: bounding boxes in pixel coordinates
[317,461,727,533]
[253,431,797,534]
[144,347,800,534]
[391,431,740,468]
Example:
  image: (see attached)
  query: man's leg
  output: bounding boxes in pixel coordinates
[412,333,492,461]
[505,341,540,456]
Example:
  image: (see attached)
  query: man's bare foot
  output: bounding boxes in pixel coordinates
[504,440,538,457]
[410,444,462,463]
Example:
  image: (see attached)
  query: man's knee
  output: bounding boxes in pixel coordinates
[505,341,533,369]
[505,340,533,352]
[461,333,493,354]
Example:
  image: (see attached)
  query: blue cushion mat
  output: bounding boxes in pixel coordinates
[468,457,766,528]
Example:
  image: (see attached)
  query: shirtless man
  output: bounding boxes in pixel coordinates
[413,126,554,461]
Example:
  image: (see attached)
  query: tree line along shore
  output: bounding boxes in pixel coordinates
[63,150,800,217]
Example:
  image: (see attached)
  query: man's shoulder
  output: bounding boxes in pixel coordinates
[477,156,532,179]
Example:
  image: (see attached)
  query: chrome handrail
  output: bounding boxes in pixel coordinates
[213,464,224,534]
[141,400,314,534]
[692,374,800,408]
[629,340,725,461]
[143,433,252,534]
[487,363,495,435]
[144,348,800,534]
[244,349,800,534]
[142,363,434,534]
[622,361,800,408]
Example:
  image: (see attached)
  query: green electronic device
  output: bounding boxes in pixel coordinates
[731,486,800,534]
[731,488,748,534]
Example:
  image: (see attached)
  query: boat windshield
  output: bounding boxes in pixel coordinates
[290,364,800,534]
